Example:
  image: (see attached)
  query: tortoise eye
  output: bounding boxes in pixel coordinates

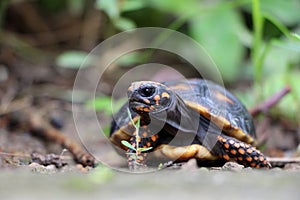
[139,86,156,97]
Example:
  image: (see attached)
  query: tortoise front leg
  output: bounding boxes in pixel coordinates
[153,144,218,161]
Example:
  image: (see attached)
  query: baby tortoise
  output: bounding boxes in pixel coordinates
[110,79,271,169]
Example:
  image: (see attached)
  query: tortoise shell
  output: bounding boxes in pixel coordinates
[110,79,270,169]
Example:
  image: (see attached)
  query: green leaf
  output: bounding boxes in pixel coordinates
[86,96,125,115]
[121,140,136,151]
[263,39,300,75]
[149,0,198,15]
[95,0,119,19]
[190,7,245,82]
[138,147,153,152]
[260,0,300,26]
[261,72,300,122]
[121,0,147,12]
[87,165,114,184]
[86,96,112,114]
[113,17,136,31]
[56,51,88,69]
[136,115,140,129]
[67,0,85,16]
[117,52,143,67]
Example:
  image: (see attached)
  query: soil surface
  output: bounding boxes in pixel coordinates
[0,167,300,200]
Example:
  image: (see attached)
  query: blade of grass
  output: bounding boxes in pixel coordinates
[121,140,136,151]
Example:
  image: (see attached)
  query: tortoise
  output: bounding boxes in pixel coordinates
[110,79,271,169]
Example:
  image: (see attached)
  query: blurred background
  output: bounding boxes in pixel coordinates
[1,0,300,169]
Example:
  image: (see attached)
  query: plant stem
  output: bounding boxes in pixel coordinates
[252,0,264,84]
[0,0,9,32]
[135,116,140,162]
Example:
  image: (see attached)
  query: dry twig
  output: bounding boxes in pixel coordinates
[4,109,95,167]
[249,86,291,117]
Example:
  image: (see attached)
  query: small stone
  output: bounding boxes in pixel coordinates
[284,163,300,171]
[46,164,57,172]
[28,162,43,168]
[76,164,89,173]
[270,167,282,172]
[181,158,198,171]
[222,162,244,171]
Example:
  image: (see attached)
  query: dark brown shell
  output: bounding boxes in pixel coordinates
[110,79,256,147]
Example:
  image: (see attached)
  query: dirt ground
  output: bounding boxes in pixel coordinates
[0,166,300,200]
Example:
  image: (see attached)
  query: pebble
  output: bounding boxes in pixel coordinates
[181,159,198,171]
[222,162,245,172]
[28,162,57,174]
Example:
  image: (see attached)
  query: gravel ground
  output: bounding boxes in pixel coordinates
[0,166,299,200]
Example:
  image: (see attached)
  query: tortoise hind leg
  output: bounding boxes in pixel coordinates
[215,135,271,168]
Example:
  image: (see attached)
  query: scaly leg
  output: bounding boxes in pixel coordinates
[216,135,271,168]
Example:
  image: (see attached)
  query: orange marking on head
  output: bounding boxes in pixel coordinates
[161,92,170,99]
[154,94,161,101]
[147,142,151,147]
[214,91,234,104]
[223,154,230,160]
[238,148,245,155]
[128,86,133,92]
[142,132,148,137]
[135,106,144,111]
[143,107,150,112]
[143,98,150,104]
[154,94,161,105]
[151,135,157,142]
[230,149,236,155]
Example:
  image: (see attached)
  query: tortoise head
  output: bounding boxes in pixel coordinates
[127,81,174,114]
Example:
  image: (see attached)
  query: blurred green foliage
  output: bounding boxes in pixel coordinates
[96,0,300,121]
[2,0,300,121]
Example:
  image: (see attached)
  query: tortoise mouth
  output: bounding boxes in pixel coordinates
[129,101,151,113]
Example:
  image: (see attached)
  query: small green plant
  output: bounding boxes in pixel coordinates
[121,109,152,166]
